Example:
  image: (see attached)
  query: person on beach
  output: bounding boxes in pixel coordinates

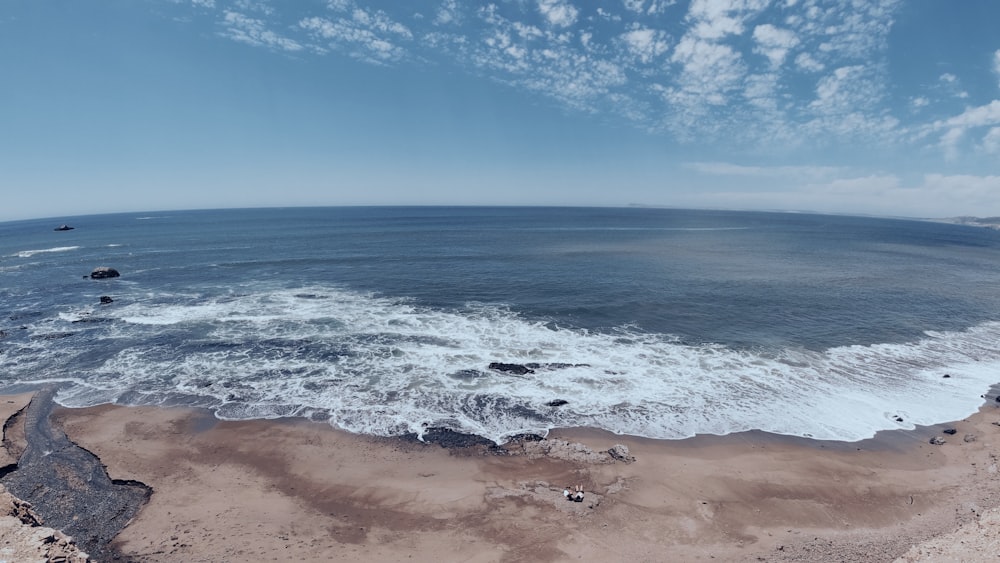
[563,486,572,500]
[574,485,584,502]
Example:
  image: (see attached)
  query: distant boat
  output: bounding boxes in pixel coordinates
[54,224,74,231]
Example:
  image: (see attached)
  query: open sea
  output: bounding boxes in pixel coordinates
[2,206,1000,443]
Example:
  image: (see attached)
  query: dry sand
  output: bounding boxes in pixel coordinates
[0,396,1000,563]
[7,398,1000,562]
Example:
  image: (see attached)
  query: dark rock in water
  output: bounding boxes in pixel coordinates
[90,267,120,279]
[53,224,74,231]
[929,436,947,445]
[449,369,487,380]
[943,428,957,435]
[895,416,904,422]
[99,295,113,304]
[489,362,534,375]
[943,374,951,378]
[546,399,569,407]
[70,317,112,324]
[0,330,6,339]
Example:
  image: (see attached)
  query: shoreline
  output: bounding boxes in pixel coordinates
[0,395,996,561]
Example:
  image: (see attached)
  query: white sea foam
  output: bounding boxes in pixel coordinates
[14,246,80,258]
[46,286,1000,444]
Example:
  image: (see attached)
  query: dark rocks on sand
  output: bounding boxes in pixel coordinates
[53,224,74,231]
[99,296,113,304]
[414,427,495,449]
[964,434,978,443]
[607,444,635,463]
[943,428,958,435]
[929,436,947,445]
[90,267,120,279]
[546,399,569,407]
[489,362,535,375]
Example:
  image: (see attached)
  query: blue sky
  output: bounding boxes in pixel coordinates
[2,0,999,221]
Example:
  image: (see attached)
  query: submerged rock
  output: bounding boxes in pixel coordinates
[99,296,113,304]
[546,399,569,407]
[89,267,120,279]
[53,224,74,231]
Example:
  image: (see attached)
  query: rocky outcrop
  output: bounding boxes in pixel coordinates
[0,484,90,562]
[607,444,635,463]
[89,267,120,279]
[53,225,74,231]
[99,296,113,304]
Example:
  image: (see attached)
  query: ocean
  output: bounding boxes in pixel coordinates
[2,206,999,443]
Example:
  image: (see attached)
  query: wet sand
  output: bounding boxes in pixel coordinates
[10,397,991,562]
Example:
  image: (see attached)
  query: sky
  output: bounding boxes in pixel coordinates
[2,0,999,222]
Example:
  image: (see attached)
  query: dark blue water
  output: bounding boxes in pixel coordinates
[2,207,999,442]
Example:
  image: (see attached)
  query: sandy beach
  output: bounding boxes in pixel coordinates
[0,393,997,562]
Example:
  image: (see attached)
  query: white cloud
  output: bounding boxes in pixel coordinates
[537,0,578,28]
[809,65,877,114]
[622,0,676,15]
[994,49,1000,88]
[982,127,1000,155]
[911,96,929,109]
[794,52,823,72]
[221,11,302,51]
[752,24,798,68]
[669,36,744,105]
[192,0,215,8]
[620,27,670,64]
[434,0,460,26]
[685,0,770,40]
[233,0,272,15]
[930,100,1000,159]
[937,100,1000,129]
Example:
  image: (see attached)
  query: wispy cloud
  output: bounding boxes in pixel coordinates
[927,100,1000,159]
[686,161,842,180]
[220,10,302,52]
[180,0,999,160]
[299,4,413,64]
[681,172,1000,217]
